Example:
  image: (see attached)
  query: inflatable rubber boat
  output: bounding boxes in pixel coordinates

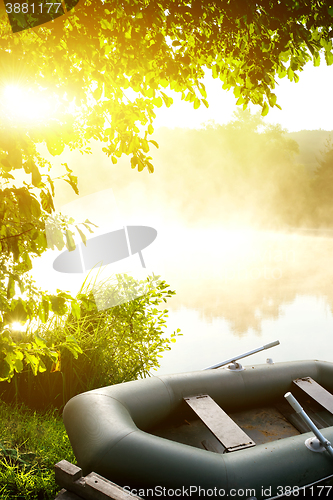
[63,346,333,500]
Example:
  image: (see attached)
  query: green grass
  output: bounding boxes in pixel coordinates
[0,400,76,499]
[0,275,180,497]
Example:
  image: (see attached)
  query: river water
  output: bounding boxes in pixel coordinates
[154,226,333,374]
[31,221,333,376]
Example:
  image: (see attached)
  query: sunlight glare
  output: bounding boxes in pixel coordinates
[3,85,53,123]
[10,321,26,332]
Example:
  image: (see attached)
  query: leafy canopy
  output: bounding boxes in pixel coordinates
[0,0,332,171]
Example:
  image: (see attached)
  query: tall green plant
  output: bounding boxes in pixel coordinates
[0,130,93,386]
[3,274,180,409]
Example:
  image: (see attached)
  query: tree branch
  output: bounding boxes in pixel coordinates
[0,227,34,242]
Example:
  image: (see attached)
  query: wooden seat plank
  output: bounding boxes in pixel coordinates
[184,395,255,452]
[293,377,333,414]
[55,489,83,500]
[54,460,143,500]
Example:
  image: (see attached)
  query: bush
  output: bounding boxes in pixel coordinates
[0,274,180,410]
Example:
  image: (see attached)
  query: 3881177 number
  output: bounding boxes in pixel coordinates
[276,485,333,496]
[5,3,62,14]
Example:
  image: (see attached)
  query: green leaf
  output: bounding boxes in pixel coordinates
[198,83,207,98]
[161,92,173,107]
[261,101,269,116]
[152,97,163,107]
[38,299,49,323]
[144,87,155,98]
[50,296,67,315]
[46,225,64,251]
[159,79,169,88]
[76,226,87,246]
[40,190,55,214]
[233,86,241,98]
[64,173,79,195]
[287,67,294,81]
[38,359,47,373]
[65,230,76,251]
[278,68,286,79]
[46,136,65,156]
[141,138,149,153]
[85,219,98,228]
[8,149,22,170]
[1,172,14,180]
[7,276,15,299]
[1,158,12,171]
[93,84,103,101]
[325,51,333,65]
[34,333,47,348]
[64,335,83,358]
[268,94,277,107]
[131,156,138,169]
[24,353,39,376]
[31,163,42,188]
[71,301,81,320]
[193,98,201,109]
[14,357,23,373]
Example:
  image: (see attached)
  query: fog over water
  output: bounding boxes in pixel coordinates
[31,113,333,374]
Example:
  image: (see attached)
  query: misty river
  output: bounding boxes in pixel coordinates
[155,226,333,374]
[25,121,333,376]
[32,222,333,375]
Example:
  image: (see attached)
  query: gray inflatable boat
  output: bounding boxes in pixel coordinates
[63,358,333,499]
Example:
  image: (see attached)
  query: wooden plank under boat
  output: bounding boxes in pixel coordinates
[63,360,333,499]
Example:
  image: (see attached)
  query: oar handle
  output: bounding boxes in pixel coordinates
[284,392,333,458]
[263,340,280,349]
[204,340,280,370]
[284,392,303,414]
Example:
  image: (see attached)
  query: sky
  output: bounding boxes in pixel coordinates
[153,61,333,132]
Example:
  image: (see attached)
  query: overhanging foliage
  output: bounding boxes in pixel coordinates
[0,0,332,171]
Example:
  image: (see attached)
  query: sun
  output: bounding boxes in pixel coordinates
[10,321,26,332]
[2,84,54,124]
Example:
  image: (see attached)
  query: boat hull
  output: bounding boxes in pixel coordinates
[63,360,333,499]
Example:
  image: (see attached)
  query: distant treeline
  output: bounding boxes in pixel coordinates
[53,109,333,229]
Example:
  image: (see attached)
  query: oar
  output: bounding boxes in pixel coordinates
[203,340,280,370]
[284,392,333,458]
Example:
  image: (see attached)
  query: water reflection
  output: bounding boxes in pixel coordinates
[162,228,333,335]
[154,228,333,373]
[155,295,333,374]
